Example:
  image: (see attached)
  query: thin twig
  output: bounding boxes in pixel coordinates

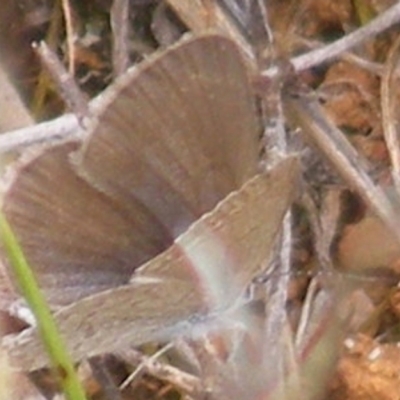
[117,348,202,397]
[31,1,64,117]
[257,4,294,388]
[33,41,89,121]
[295,278,319,346]
[61,0,76,75]
[120,343,173,390]
[297,37,387,76]
[0,113,81,152]
[111,0,130,77]
[263,2,400,77]
[264,1,292,330]
[0,91,108,153]
[291,2,400,71]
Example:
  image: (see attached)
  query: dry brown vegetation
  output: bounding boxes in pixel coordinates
[1,1,400,399]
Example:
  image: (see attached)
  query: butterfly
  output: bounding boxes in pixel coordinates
[1,32,299,371]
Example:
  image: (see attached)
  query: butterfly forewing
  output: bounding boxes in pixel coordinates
[76,33,260,237]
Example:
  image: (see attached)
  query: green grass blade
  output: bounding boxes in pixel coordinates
[0,213,88,400]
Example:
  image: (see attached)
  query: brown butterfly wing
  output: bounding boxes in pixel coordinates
[4,279,202,371]
[2,143,172,304]
[76,33,260,237]
[4,157,299,371]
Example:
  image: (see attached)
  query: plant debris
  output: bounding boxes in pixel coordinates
[1,1,400,399]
